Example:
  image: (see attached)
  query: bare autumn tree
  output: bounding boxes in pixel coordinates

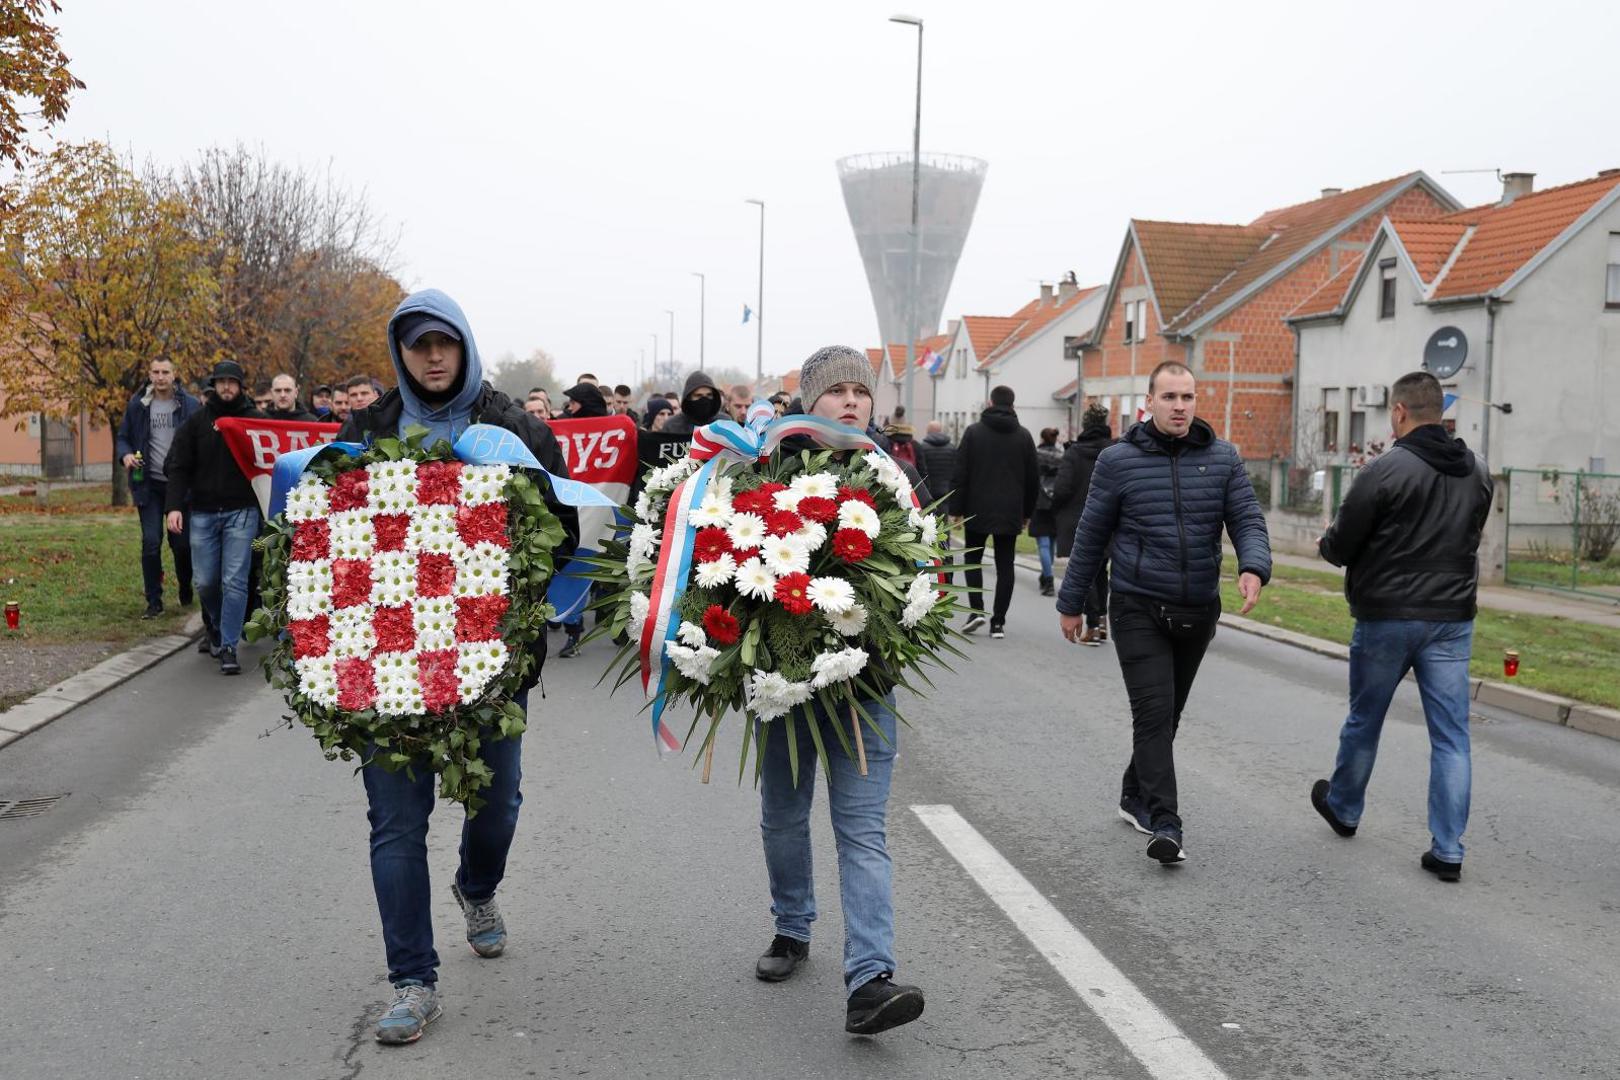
[489,348,558,401]
[0,142,220,505]
[161,144,403,392]
[0,1,83,182]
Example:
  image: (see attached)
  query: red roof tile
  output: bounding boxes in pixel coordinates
[1132,221,1271,326]
[980,286,1100,369]
[1287,254,1364,320]
[1390,221,1470,282]
[961,316,1025,364]
[1427,173,1620,299]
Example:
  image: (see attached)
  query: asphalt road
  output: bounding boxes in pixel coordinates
[3,571,1618,1080]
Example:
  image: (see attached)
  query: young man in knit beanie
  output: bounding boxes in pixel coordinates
[752,345,930,1036]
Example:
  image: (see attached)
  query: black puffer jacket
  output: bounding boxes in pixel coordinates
[915,431,957,507]
[164,391,266,513]
[1051,423,1113,559]
[1028,441,1064,538]
[1057,418,1271,613]
[950,407,1039,535]
[1319,425,1493,621]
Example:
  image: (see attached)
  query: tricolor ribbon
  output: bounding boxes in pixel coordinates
[637,400,924,751]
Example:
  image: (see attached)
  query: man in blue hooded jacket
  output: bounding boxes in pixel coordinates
[337,288,576,1045]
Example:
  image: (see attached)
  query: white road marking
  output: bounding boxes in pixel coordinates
[911,804,1231,1080]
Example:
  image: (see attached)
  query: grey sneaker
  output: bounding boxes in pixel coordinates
[374,980,441,1044]
[451,881,507,958]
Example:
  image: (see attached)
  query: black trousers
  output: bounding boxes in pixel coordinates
[1111,591,1219,830]
[963,530,1017,625]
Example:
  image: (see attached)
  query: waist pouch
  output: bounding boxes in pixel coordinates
[1157,603,1216,639]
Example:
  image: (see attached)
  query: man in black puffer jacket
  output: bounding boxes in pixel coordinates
[914,421,957,505]
[952,385,1039,638]
[1057,361,1271,864]
[1051,404,1114,641]
[1308,371,1493,884]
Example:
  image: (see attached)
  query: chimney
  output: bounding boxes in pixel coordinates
[1039,282,1055,305]
[1058,270,1079,300]
[1500,172,1535,204]
[1599,168,1620,178]
[1320,187,1343,199]
[947,318,960,338]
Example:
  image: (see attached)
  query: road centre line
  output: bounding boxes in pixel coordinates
[911,804,1230,1080]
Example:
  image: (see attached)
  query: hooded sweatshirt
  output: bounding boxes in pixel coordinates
[663,370,722,435]
[562,383,609,418]
[386,289,487,447]
[950,405,1039,534]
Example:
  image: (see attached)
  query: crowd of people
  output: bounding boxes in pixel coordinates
[114,297,1494,1044]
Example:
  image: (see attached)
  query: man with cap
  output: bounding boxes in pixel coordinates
[163,359,265,674]
[641,396,674,431]
[752,345,928,1037]
[338,288,578,1045]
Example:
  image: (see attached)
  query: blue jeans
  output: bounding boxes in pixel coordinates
[1036,534,1055,578]
[136,481,192,607]
[758,693,899,994]
[362,694,527,986]
[1325,620,1474,862]
[188,507,260,649]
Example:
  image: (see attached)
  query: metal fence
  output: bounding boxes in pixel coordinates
[1504,468,1620,601]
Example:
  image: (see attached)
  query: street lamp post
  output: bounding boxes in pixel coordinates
[650,333,659,382]
[745,198,765,384]
[692,272,706,371]
[891,14,923,421]
[664,310,675,372]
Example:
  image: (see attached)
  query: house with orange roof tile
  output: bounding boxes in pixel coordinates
[1288,169,1620,475]
[1080,174,1459,459]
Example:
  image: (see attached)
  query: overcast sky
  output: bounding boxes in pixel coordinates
[53,0,1618,388]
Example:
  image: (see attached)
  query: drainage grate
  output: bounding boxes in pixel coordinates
[0,794,68,820]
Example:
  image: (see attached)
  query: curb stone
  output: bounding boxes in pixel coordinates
[1013,554,1620,743]
[0,613,203,752]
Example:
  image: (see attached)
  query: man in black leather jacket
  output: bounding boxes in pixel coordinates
[1310,371,1494,884]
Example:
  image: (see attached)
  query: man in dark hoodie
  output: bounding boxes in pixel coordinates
[1051,403,1114,643]
[1309,371,1493,884]
[661,370,724,435]
[952,385,1039,639]
[164,360,264,674]
[1057,362,1270,864]
[337,288,576,1045]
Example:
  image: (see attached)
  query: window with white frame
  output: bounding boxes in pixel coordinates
[1607,233,1620,309]
[1135,300,1149,341]
[1321,388,1341,451]
[1122,302,1136,343]
[1378,261,1397,319]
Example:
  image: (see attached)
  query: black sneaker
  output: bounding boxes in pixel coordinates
[845,975,925,1035]
[755,934,808,982]
[989,621,1005,640]
[1147,825,1186,864]
[1117,797,1152,836]
[177,588,193,607]
[1039,575,1054,597]
[1310,779,1357,837]
[558,636,582,659]
[218,646,241,675]
[962,614,987,634]
[197,636,220,656]
[1420,851,1462,883]
[141,602,164,620]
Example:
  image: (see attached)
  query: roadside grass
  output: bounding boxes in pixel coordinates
[1221,563,1620,710]
[0,510,192,647]
[1506,556,1620,591]
[0,483,120,514]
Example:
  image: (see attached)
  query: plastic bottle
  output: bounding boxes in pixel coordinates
[132,451,144,485]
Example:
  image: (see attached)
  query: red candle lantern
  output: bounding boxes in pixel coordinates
[1503,649,1520,678]
[4,601,18,631]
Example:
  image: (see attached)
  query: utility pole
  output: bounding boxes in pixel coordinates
[664,310,675,372]
[891,14,924,420]
[692,272,707,371]
[746,198,765,383]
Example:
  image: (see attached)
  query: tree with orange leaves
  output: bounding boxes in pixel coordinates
[0,0,84,179]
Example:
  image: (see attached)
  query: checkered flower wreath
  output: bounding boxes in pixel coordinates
[591,447,964,784]
[246,431,567,811]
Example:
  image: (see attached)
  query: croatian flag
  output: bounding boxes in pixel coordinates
[548,414,639,621]
[922,348,946,375]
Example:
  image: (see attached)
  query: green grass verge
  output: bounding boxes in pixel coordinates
[0,511,192,646]
[0,483,119,514]
[1223,564,1620,710]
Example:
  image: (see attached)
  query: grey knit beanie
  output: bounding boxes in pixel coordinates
[799,346,872,411]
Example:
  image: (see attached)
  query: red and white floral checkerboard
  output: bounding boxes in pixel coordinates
[280,459,516,716]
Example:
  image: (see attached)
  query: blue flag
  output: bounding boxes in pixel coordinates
[742,304,752,324]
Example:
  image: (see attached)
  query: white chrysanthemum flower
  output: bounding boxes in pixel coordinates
[794,522,828,552]
[901,573,940,628]
[286,561,334,620]
[734,558,777,600]
[826,602,869,637]
[810,645,870,690]
[414,598,456,652]
[790,471,839,499]
[887,471,914,505]
[911,510,939,547]
[761,536,810,576]
[806,576,856,614]
[667,642,720,685]
[863,451,902,485]
[330,510,375,556]
[771,487,804,511]
[629,523,659,563]
[408,505,458,554]
[370,488,416,516]
[627,550,651,581]
[285,477,330,522]
[456,641,510,702]
[695,553,737,588]
[329,606,376,659]
[906,572,934,603]
[451,541,509,597]
[692,492,732,528]
[628,591,651,639]
[677,620,707,648]
[837,500,881,538]
[371,554,416,606]
[372,652,424,715]
[634,491,658,522]
[747,671,812,721]
[294,655,338,706]
[725,512,766,550]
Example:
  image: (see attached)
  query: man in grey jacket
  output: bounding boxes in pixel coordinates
[1056,362,1271,864]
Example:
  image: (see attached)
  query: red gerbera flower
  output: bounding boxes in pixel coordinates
[796,496,838,524]
[764,509,804,538]
[702,604,740,645]
[372,513,410,552]
[838,485,877,509]
[417,649,461,712]
[757,481,788,498]
[330,468,370,512]
[832,528,873,563]
[775,572,814,616]
[415,460,464,505]
[694,526,733,563]
[291,519,330,562]
[731,489,773,516]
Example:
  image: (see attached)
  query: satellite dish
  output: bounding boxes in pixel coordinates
[1423,326,1467,379]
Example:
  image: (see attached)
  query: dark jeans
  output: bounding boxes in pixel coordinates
[136,482,192,607]
[1111,591,1219,830]
[964,530,1018,625]
[361,690,527,987]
